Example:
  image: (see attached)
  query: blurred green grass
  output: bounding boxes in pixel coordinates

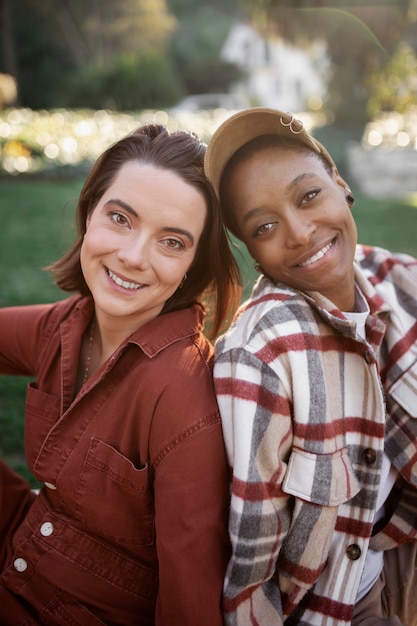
[1,176,417,485]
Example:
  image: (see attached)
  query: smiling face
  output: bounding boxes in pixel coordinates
[80,161,207,332]
[223,144,358,311]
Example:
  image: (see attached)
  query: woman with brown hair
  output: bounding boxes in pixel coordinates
[0,123,240,625]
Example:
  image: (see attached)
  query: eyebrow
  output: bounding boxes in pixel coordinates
[104,198,195,245]
[105,198,138,217]
[242,172,317,226]
[287,172,316,191]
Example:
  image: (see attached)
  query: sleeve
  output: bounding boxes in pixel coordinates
[214,344,293,626]
[0,303,55,376]
[151,363,230,626]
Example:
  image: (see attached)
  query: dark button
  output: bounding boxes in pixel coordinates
[364,350,373,365]
[346,544,361,560]
[363,448,377,465]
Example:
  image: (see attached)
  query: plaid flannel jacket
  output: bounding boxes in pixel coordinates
[214,245,417,625]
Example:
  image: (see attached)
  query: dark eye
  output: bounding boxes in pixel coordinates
[253,222,276,238]
[163,237,184,250]
[110,211,129,226]
[301,189,320,205]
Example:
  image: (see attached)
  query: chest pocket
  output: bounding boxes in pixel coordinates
[75,438,154,548]
[282,447,361,506]
[25,383,60,475]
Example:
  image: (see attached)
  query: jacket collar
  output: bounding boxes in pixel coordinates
[74,297,205,359]
[129,304,205,357]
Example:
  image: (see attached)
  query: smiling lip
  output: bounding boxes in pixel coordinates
[297,241,333,267]
[107,268,144,290]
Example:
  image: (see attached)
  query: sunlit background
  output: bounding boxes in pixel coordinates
[1,0,417,198]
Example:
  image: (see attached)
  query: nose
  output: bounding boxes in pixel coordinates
[285,213,315,248]
[117,234,150,269]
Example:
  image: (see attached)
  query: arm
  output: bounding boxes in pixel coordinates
[0,303,55,376]
[215,346,293,626]
[153,414,230,626]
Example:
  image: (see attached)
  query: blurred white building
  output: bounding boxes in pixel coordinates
[221,22,329,112]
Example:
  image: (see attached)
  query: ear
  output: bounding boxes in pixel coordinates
[331,168,347,189]
[333,170,352,193]
[331,170,355,206]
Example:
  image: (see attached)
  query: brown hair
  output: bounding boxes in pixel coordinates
[48,124,241,337]
[220,134,333,239]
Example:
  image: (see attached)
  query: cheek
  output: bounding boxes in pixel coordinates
[79,238,90,278]
[159,260,187,286]
[348,213,358,243]
[80,228,102,272]
[250,240,277,264]
[82,224,109,254]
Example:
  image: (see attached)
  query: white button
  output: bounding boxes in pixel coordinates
[40,522,54,537]
[14,558,28,572]
[44,482,57,490]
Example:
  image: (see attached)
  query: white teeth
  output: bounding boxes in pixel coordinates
[299,242,332,267]
[107,269,142,290]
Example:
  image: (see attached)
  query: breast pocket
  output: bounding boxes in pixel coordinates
[279,447,361,583]
[75,438,154,547]
[25,383,60,473]
[283,447,361,506]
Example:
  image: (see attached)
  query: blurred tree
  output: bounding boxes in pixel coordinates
[10,1,75,108]
[367,40,417,115]
[168,0,241,18]
[180,57,243,94]
[0,0,244,109]
[0,0,18,102]
[36,0,176,68]
[0,0,180,109]
[168,3,244,96]
[68,52,184,110]
[242,0,417,128]
[5,0,415,118]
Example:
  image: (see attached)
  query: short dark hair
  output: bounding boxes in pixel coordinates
[220,134,333,239]
[48,124,241,337]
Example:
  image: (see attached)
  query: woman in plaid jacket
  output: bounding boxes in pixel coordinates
[204,107,417,625]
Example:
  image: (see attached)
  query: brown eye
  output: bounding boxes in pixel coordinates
[253,222,276,238]
[301,189,320,205]
[110,211,129,226]
[163,238,184,250]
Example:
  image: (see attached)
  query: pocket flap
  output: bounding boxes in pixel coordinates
[283,447,360,506]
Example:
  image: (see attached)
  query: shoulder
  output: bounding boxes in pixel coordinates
[132,304,213,369]
[0,294,85,334]
[356,244,417,298]
[356,244,417,273]
[0,295,87,375]
[216,277,312,357]
[130,306,216,402]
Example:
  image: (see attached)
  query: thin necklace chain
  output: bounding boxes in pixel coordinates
[83,318,95,385]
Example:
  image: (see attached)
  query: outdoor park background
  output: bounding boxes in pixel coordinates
[1,0,417,485]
